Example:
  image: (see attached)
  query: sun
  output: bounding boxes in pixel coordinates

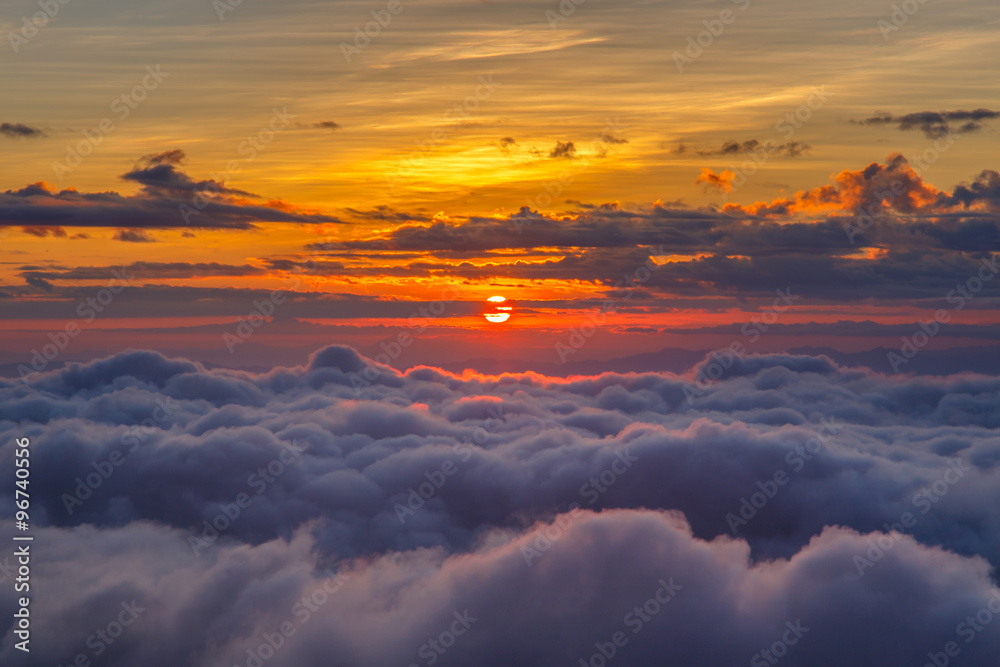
[483,295,512,323]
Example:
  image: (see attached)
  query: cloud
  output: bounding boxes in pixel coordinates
[24,274,53,291]
[21,226,67,238]
[696,139,809,157]
[549,141,577,159]
[3,156,1000,305]
[0,122,45,138]
[273,155,1000,301]
[340,205,430,224]
[723,153,948,216]
[113,229,157,243]
[19,262,266,281]
[143,150,186,165]
[313,121,341,130]
[852,109,1000,138]
[121,151,256,198]
[695,167,735,193]
[0,154,342,230]
[949,169,1000,209]
[600,132,628,145]
[3,345,1000,665]
[0,284,481,321]
[495,136,516,153]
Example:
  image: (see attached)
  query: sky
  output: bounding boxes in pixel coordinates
[2,0,1000,374]
[3,0,1000,665]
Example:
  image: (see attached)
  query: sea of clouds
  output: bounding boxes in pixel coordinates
[2,345,1000,666]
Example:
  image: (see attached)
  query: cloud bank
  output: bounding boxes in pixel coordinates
[2,346,1000,665]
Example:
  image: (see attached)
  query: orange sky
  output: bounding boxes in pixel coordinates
[2,0,999,371]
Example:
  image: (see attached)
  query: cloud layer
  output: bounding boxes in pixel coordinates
[0,151,339,231]
[2,345,1000,665]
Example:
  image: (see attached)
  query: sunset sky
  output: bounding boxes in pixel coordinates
[5,2,1000,666]
[2,0,1000,373]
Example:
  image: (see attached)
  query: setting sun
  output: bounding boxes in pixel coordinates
[484,295,512,323]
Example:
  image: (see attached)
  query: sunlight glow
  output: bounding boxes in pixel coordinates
[484,295,512,323]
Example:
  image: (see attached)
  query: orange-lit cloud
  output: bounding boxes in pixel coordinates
[695,167,736,193]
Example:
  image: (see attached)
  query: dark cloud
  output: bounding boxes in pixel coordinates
[549,141,577,159]
[122,152,255,198]
[495,136,516,153]
[0,122,45,138]
[340,205,431,223]
[143,150,186,165]
[0,284,476,321]
[3,156,1000,305]
[113,229,157,243]
[680,319,1000,340]
[0,154,342,230]
[21,226,67,238]
[696,139,810,157]
[3,346,1000,665]
[19,262,265,281]
[283,153,1000,300]
[313,121,341,130]
[948,169,1000,208]
[7,157,999,305]
[24,274,53,291]
[852,109,1000,138]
